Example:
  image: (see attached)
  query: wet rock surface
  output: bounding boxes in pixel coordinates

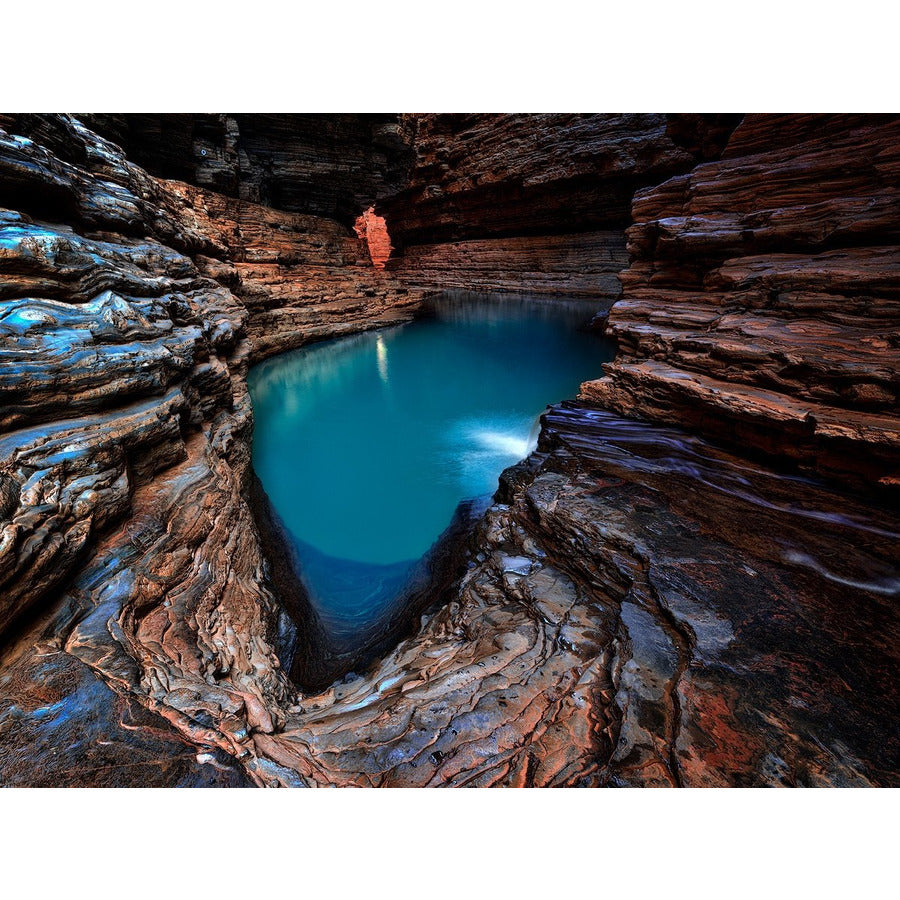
[536,406,899,786]
[0,115,421,786]
[223,404,900,787]
[0,113,897,787]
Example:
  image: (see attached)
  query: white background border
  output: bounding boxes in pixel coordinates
[1,2,895,892]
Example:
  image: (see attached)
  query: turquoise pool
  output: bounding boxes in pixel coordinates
[248,295,615,637]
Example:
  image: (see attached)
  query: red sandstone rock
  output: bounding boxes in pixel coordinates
[0,114,897,789]
[387,231,627,299]
[353,206,392,268]
[375,113,738,301]
[0,116,419,786]
[378,114,740,246]
[585,114,900,491]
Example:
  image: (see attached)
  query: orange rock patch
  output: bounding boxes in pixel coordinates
[354,206,392,268]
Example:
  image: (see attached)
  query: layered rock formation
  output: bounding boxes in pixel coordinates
[582,114,900,491]
[388,232,627,298]
[0,113,897,787]
[381,114,741,300]
[0,115,421,785]
[161,181,420,360]
[379,114,742,245]
[82,114,415,225]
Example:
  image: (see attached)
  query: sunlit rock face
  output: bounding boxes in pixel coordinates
[354,206,392,268]
[0,113,897,787]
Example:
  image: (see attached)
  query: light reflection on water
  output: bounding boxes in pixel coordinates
[248,295,614,630]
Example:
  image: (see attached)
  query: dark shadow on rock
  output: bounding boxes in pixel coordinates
[247,469,482,693]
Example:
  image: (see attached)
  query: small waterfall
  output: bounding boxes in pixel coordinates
[526,414,543,455]
[469,413,543,462]
[471,430,532,458]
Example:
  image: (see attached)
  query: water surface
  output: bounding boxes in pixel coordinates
[248,295,615,636]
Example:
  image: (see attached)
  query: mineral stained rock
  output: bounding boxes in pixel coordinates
[0,115,420,786]
[0,113,898,787]
[354,207,392,269]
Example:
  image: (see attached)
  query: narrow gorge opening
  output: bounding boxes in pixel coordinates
[247,293,616,682]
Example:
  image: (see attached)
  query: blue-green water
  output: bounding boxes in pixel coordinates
[248,295,615,637]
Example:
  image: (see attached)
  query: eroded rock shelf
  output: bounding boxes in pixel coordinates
[0,113,897,787]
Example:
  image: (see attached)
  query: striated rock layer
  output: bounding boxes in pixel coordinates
[0,115,422,785]
[82,113,415,226]
[0,113,898,787]
[388,231,628,299]
[379,114,742,246]
[583,114,900,492]
[381,114,740,302]
[160,181,422,360]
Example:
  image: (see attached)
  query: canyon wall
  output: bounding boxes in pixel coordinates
[82,114,414,226]
[0,113,897,787]
[0,114,421,785]
[380,114,740,300]
[161,182,421,360]
[581,114,900,491]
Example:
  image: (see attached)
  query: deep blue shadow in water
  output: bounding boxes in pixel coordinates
[247,294,616,639]
[287,535,417,641]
